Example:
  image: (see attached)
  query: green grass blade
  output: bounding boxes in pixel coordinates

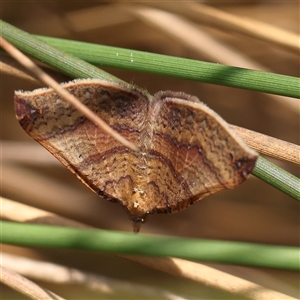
[0,20,121,82]
[1,221,299,270]
[252,156,300,201]
[36,35,300,99]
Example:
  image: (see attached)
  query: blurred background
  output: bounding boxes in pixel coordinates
[1,1,299,299]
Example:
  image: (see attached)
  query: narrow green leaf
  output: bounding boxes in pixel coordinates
[36,35,300,99]
[1,221,299,270]
[252,156,300,201]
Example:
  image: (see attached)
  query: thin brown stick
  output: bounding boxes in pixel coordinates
[1,265,65,300]
[1,197,296,300]
[230,125,300,165]
[144,2,299,54]
[2,123,299,167]
[1,197,89,228]
[125,256,296,300]
[0,60,39,83]
[1,141,60,165]
[0,56,71,84]
[122,4,299,112]
[0,36,138,152]
[64,4,134,32]
[2,253,187,300]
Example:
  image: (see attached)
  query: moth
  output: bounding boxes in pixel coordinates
[14,79,258,232]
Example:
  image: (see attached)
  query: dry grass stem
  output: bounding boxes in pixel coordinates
[230,125,300,165]
[1,265,65,300]
[0,36,138,152]
[190,3,299,53]
[122,4,299,112]
[0,56,71,84]
[1,197,89,228]
[146,2,299,54]
[64,5,133,32]
[126,256,296,300]
[1,164,88,216]
[3,120,299,166]
[1,197,295,300]
[2,253,187,300]
[2,141,59,165]
[0,60,39,84]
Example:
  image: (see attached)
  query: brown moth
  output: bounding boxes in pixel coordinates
[14,79,258,232]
